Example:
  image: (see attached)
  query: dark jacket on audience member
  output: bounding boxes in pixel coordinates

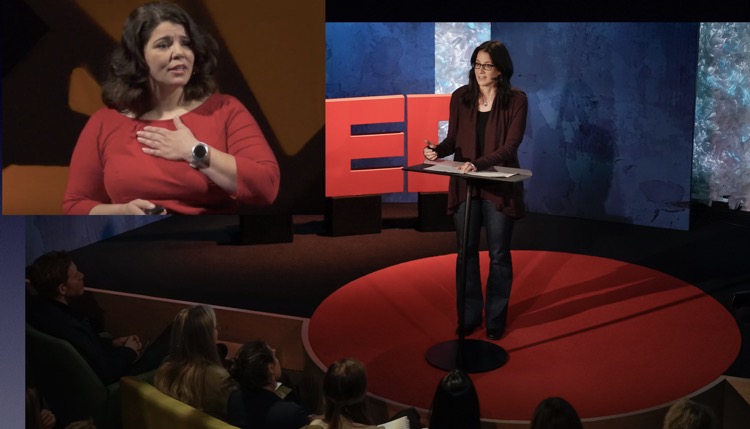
[227,387,310,429]
[26,297,136,385]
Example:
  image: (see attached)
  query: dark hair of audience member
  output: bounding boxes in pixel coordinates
[231,339,274,389]
[530,397,583,429]
[662,399,718,429]
[323,358,374,429]
[428,369,481,429]
[26,251,73,299]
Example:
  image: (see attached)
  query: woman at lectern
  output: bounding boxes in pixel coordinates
[423,40,528,340]
[63,2,279,215]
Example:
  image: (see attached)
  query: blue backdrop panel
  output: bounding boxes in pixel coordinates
[326,23,434,201]
[326,22,435,98]
[495,22,698,229]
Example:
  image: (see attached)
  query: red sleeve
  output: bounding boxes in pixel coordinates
[224,97,280,206]
[63,111,111,214]
[473,91,528,171]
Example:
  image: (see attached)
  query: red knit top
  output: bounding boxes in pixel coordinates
[63,94,280,214]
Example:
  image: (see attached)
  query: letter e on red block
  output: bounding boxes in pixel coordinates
[325,96,405,197]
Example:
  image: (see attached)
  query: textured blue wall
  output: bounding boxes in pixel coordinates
[326,23,435,98]
[326,23,434,202]
[500,23,698,229]
[326,22,699,229]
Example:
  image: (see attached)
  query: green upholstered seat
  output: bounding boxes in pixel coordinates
[26,322,117,428]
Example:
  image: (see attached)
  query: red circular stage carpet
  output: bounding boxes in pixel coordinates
[307,251,741,421]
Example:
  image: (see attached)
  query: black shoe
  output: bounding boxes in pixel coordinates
[456,324,479,336]
[486,329,505,340]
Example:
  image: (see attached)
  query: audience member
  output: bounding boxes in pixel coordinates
[530,397,583,429]
[662,399,718,429]
[27,385,94,429]
[302,358,377,429]
[26,250,169,385]
[154,304,237,420]
[227,339,311,429]
[26,387,56,429]
[427,369,480,429]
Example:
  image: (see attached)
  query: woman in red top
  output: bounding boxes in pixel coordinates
[424,40,528,340]
[63,2,280,215]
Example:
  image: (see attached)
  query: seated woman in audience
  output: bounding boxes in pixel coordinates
[662,399,718,429]
[530,397,582,429]
[154,305,237,420]
[303,358,378,429]
[427,369,480,429]
[301,358,419,429]
[227,339,311,429]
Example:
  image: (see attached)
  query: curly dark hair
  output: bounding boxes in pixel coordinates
[101,1,219,117]
[462,40,515,110]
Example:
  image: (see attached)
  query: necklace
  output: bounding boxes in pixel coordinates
[480,91,495,107]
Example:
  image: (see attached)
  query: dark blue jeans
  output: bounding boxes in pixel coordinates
[454,199,515,332]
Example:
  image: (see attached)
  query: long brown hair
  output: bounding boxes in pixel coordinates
[461,40,515,110]
[154,304,221,410]
[323,358,373,429]
[101,1,219,117]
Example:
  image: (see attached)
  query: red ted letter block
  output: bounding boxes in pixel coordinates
[325,96,405,197]
[406,94,451,193]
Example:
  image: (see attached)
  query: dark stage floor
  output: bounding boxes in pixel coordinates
[69,203,750,378]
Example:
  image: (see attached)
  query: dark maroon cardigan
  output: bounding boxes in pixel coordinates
[434,85,528,218]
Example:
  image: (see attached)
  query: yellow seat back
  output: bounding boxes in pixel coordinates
[120,376,239,429]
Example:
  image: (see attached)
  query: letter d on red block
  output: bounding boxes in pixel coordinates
[406,94,451,193]
[325,96,405,197]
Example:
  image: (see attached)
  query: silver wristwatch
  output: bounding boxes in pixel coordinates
[189,142,210,169]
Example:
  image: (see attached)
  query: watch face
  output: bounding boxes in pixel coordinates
[193,144,207,158]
